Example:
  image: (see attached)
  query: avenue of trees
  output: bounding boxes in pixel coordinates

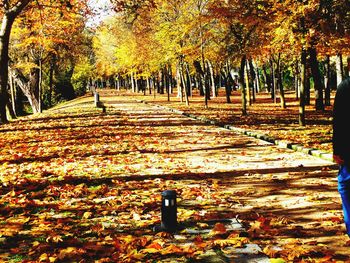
[0,0,349,126]
[95,0,350,126]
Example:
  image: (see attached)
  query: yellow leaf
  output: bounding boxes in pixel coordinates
[213,237,249,248]
[263,245,281,258]
[58,247,81,260]
[39,253,49,262]
[32,241,40,247]
[270,259,285,263]
[160,244,183,255]
[82,211,92,219]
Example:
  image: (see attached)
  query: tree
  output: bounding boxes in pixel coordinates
[0,0,31,123]
[0,0,89,122]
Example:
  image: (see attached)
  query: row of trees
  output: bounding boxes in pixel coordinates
[0,1,349,126]
[0,0,93,123]
[94,0,349,125]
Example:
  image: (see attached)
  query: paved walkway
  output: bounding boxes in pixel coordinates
[102,95,339,261]
[1,93,343,262]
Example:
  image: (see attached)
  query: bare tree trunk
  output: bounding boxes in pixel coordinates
[146,77,150,95]
[324,55,331,106]
[294,60,300,99]
[270,58,276,103]
[239,55,247,115]
[180,59,189,106]
[277,54,286,109]
[336,53,344,86]
[185,62,192,98]
[207,60,216,98]
[176,65,183,102]
[131,72,135,92]
[299,49,306,126]
[248,59,256,102]
[153,76,156,99]
[9,70,16,117]
[305,67,311,105]
[10,66,41,114]
[38,59,42,113]
[47,54,56,107]
[0,14,15,123]
[309,46,324,111]
[193,60,207,108]
[245,60,251,106]
[254,61,261,93]
[262,64,271,93]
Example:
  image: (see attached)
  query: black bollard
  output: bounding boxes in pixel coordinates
[154,190,178,233]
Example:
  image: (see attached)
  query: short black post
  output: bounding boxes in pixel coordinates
[154,190,178,232]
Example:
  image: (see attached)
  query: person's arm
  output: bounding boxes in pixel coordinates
[332,78,350,165]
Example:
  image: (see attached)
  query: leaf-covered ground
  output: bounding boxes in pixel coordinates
[131,89,334,154]
[0,90,348,262]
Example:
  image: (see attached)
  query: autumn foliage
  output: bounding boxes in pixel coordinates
[0,1,350,262]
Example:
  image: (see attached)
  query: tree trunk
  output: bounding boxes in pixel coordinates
[135,75,139,93]
[308,47,324,111]
[262,64,272,93]
[245,61,251,106]
[277,54,286,109]
[185,62,192,97]
[38,59,42,113]
[299,50,306,126]
[249,59,256,102]
[294,60,300,99]
[239,55,247,115]
[305,67,311,105]
[6,71,16,119]
[153,76,156,99]
[254,61,261,93]
[10,66,41,114]
[9,71,17,117]
[47,54,56,107]
[0,1,30,123]
[180,60,189,106]
[131,72,135,92]
[336,53,344,86]
[270,58,276,102]
[176,65,183,102]
[207,60,216,98]
[324,55,331,106]
[193,60,207,108]
[0,14,15,123]
[146,77,150,95]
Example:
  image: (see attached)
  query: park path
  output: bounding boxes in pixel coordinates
[1,92,348,262]
[100,93,349,261]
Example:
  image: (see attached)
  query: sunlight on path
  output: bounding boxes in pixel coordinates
[0,94,346,262]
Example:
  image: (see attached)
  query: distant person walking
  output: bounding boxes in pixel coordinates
[333,77,350,237]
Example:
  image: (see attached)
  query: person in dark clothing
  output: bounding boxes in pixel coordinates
[333,77,350,237]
